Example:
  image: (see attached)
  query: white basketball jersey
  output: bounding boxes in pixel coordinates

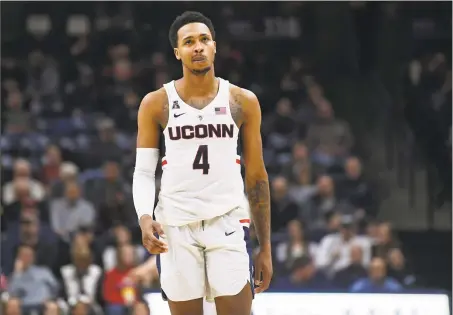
[154,78,249,226]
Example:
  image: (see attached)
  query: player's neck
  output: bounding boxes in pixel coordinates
[181,66,217,96]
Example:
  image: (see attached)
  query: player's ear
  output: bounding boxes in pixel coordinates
[174,48,181,60]
[213,41,216,54]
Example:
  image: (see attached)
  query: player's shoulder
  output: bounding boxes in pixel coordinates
[139,88,170,126]
[228,83,261,122]
[228,83,259,104]
[140,88,168,112]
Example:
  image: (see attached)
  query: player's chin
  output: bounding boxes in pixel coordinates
[191,60,210,68]
[190,65,212,76]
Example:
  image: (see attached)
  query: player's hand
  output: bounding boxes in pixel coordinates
[253,248,273,293]
[139,215,168,254]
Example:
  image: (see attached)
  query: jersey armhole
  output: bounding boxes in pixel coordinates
[162,82,175,133]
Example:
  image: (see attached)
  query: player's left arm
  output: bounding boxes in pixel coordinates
[237,88,273,292]
[239,89,271,251]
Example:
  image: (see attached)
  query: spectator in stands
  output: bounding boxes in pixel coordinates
[387,248,416,288]
[40,145,63,186]
[283,142,309,182]
[59,228,104,269]
[86,119,123,168]
[272,256,330,290]
[102,225,145,272]
[4,90,32,135]
[285,142,318,205]
[315,215,371,277]
[302,175,337,229]
[350,257,402,293]
[25,51,61,109]
[111,57,134,96]
[103,244,142,315]
[372,222,400,259]
[365,219,380,245]
[292,82,319,134]
[60,242,103,308]
[7,245,59,309]
[333,245,367,289]
[306,98,354,167]
[64,62,97,113]
[336,156,374,217]
[112,90,140,134]
[50,180,95,242]
[305,82,325,107]
[309,210,342,242]
[85,161,135,232]
[405,53,452,206]
[49,162,80,199]
[2,212,58,275]
[2,159,45,206]
[270,176,300,232]
[126,255,159,290]
[267,98,297,138]
[275,220,317,275]
[2,178,46,227]
[263,99,298,168]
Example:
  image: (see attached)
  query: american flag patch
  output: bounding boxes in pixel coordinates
[215,107,226,115]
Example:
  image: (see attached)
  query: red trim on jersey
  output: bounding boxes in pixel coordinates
[239,219,250,224]
[236,159,241,164]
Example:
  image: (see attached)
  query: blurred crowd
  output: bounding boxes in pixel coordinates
[403,52,452,205]
[0,3,437,315]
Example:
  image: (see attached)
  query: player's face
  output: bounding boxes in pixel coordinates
[174,22,216,75]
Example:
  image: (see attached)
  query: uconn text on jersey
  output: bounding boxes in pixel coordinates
[168,123,234,140]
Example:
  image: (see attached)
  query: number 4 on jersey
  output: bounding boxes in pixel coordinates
[193,145,210,175]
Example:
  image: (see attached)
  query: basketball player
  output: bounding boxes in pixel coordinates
[132,11,272,315]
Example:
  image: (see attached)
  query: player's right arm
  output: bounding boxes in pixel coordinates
[133,89,169,254]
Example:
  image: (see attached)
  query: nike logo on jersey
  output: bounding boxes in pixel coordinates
[225,231,236,236]
[174,113,186,118]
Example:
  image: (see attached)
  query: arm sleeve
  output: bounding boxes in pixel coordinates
[132,148,159,220]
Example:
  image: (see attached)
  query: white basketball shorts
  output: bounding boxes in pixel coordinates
[156,206,254,302]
